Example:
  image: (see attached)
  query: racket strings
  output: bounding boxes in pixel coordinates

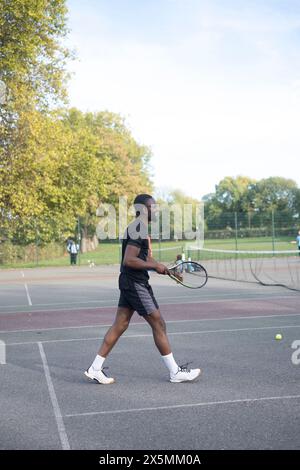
[168,261,208,288]
[184,267,206,287]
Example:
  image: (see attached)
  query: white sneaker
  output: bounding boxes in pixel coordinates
[170,363,201,383]
[84,366,115,385]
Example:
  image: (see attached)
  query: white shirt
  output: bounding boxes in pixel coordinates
[70,243,79,254]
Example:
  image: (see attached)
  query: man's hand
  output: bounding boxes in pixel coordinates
[155,263,169,275]
[173,272,183,282]
[124,245,169,274]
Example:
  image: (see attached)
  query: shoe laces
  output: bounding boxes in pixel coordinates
[178,361,193,373]
[89,366,110,377]
[101,367,110,377]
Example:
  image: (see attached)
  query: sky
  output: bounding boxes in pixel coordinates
[66,0,300,199]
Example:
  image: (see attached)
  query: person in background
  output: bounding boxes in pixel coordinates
[67,239,80,265]
[173,254,184,281]
[175,254,182,265]
[187,256,195,273]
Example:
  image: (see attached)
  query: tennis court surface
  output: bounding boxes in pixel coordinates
[0,265,300,450]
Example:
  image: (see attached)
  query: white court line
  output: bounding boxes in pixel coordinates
[0,293,298,315]
[24,283,32,306]
[64,394,300,418]
[0,294,235,309]
[0,298,114,310]
[0,298,120,310]
[0,290,298,310]
[38,342,70,450]
[1,312,300,334]
[7,323,300,346]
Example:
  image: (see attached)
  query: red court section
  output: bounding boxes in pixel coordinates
[0,296,299,331]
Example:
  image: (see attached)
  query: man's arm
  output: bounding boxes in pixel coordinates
[123,244,168,274]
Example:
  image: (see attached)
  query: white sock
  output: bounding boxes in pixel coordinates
[162,353,179,375]
[91,355,105,370]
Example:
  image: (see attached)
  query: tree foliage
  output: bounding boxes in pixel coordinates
[204,176,300,230]
[0,1,153,246]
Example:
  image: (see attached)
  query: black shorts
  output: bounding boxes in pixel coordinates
[118,276,159,316]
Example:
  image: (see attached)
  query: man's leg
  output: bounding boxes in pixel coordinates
[144,309,201,383]
[98,307,134,357]
[85,307,134,384]
[143,309,171,355]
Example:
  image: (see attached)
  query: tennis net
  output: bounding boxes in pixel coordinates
[152,244,184,264]
[186,246,300,291]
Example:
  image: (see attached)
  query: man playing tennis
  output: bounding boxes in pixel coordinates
[85,194,201,384]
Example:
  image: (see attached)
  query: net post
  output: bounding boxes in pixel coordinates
[234,212,238,251]
[234,212,238,280]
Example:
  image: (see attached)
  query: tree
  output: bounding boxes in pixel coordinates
[64,109,153,244]
[154,189,202,240]
[215,176,256,212]
[0,0,70,113]
[252,177,299,228]
[0,0,71,239]
[202,176,299,231]
[253,177,298,212]
[83,110,153,206]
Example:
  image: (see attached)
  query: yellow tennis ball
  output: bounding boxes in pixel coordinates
[275,334,283,340]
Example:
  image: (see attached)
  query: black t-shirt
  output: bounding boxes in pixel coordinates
[119,223,150,287]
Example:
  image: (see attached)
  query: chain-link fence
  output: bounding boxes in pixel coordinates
[205,210,299,250]
[0,211,299,267]
[0,216,80,267]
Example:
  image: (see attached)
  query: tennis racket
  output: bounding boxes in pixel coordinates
[167,261,208,289]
